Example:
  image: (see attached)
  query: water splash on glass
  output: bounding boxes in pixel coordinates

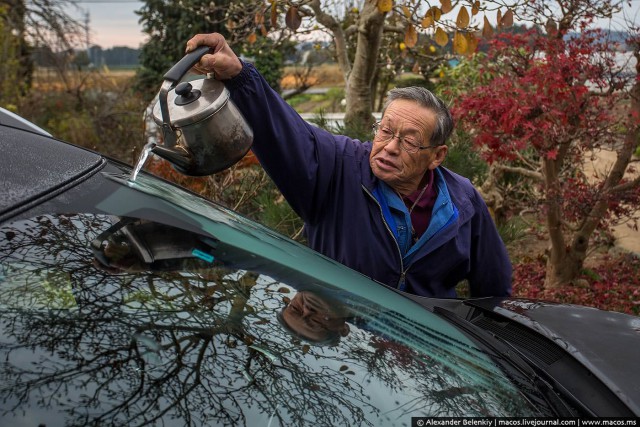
[129,142,156,182]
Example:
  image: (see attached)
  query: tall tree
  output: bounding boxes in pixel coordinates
[135,0,231,96]
[0,4,28,107]
[135,0,296,98]
[0,0,85,104]
[454,0,640,289]
[1,0,83,48]
[260,0,519,131]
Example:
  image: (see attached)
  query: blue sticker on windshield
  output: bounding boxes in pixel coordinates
[191,249,214,263]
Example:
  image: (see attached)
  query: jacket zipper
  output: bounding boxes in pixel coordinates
[362,185,407,289]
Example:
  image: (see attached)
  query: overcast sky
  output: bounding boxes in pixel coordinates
[68,1,146,48]
[70,0,640,49]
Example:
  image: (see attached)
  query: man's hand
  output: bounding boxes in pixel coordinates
[185,33,243,80]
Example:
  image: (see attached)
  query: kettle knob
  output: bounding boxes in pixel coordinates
[175,82,192,96]
[174,82,201,106]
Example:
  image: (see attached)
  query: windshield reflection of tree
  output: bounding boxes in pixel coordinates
[0,214,533,426]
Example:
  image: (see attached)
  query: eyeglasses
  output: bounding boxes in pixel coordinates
[372,121,436,154]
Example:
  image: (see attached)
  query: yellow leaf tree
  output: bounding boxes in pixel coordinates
[232,0,520,131]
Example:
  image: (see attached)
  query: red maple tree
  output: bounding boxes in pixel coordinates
[453,22,640,289]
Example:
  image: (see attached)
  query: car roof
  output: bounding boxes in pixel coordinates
[0,107,52,136]
[0,124,104,220]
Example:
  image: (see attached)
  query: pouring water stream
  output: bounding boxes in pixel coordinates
[129,142,157,182]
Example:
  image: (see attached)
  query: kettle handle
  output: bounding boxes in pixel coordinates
[163,45,213,83]
[158,45,212,146]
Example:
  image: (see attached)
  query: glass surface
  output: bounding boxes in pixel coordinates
[0,168,544,426]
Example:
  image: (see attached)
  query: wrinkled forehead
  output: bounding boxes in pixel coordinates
[382,99,437,135]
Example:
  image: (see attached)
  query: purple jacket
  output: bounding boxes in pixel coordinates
[226,63,512,298]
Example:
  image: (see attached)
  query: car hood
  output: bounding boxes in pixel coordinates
[460,297,640,414]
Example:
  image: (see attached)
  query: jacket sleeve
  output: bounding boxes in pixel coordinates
[468,190,513,297]
[224,62,344,224]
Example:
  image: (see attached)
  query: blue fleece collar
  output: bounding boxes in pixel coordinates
[373,168,458,262]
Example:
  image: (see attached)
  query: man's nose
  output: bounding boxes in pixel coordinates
[301,305,314,318]
[384,134,403,152]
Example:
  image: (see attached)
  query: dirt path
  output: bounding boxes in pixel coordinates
[584,149,640,255]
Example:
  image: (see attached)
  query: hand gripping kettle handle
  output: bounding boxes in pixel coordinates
[163,45,212,83]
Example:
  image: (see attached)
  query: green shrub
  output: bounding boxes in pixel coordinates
[286,93,316,108]
[442,129,488,185]
[252,180,305,242]
[18,78,147,164]
[304,108,371,142]
[498,215,529,246]
[394,75,433,91]
[325,87,346,112]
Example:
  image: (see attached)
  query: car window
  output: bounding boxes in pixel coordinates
[0,170,547,426]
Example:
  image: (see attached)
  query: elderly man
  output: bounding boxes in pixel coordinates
[185,33,512,298]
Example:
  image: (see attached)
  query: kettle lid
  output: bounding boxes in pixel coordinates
[152,76,230,128]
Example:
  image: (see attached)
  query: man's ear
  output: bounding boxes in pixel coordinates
[339,323,351,337]
[429,145,448,170]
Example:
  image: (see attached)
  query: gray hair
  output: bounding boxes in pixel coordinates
[276,308,342,347]
[382,87,454,146]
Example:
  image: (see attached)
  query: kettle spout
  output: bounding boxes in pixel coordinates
[151,144,195,175]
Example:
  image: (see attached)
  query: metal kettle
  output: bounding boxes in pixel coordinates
[151,46,253,176]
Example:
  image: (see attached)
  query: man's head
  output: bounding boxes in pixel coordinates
[278,291,350,346]
[370,87,454,194]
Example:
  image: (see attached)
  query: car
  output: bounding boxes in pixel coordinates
[1,108,639,426]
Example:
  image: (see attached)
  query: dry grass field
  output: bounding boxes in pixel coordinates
[281,63,344,89]
[31,65,344,92]
[31,67,137,91]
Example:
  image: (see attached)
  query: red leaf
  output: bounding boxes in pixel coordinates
[285,6,302,31]
[545,149,558,160]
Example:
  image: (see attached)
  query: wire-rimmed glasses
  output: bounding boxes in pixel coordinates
[372,121,435,154]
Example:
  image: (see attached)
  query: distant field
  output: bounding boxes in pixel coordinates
[32,64,344,91]
[98,68,138,76]
[33,66,137,77]
[31,67,137,91]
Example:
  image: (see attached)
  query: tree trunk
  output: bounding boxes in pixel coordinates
[308,1,385,131]
[545,232,589,289]
[544,46,640,289]
[478,165,505,221]
[543,138,592,289]
[542,155,574,290]
[308,0,351,84]
[343,2,386,130]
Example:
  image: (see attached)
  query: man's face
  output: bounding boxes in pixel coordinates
[369,99,447,194]
[281,291,350,343]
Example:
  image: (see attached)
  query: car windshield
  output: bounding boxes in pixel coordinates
[0,166,546,425]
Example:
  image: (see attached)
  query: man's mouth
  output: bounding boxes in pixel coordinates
[375,157,398,171]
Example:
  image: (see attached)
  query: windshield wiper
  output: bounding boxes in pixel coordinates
[432,306,585,417]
